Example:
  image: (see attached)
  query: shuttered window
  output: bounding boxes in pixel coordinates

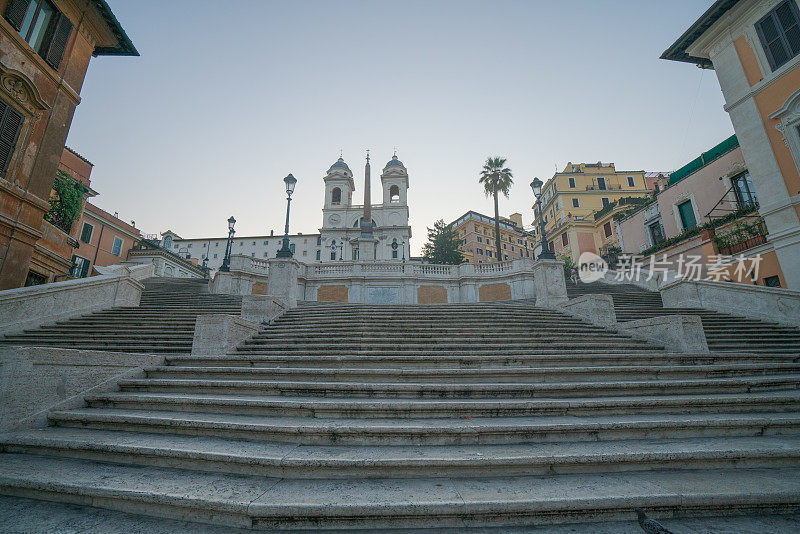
[756,0,800,71]
[0,98,24,175]
[4,0,73,71]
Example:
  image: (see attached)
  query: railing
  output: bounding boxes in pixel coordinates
[475,260,513,274]
[313,263,354,275]
[413,264,455,276]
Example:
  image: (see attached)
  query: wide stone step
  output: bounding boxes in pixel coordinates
[83,390,800,419]
[115,375,800,399]
[233,346,663,356]
[1,455,798,530]
[172,352,785,368]
[145,363,800,382]
[240,338,646,349]
[47,408,800,445]
[4,428,800,479]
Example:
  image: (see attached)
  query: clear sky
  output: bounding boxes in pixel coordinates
[67,0,733,255]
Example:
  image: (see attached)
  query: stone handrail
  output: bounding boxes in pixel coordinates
[0,271,144,336]
[475,261,514,274]
[660,278,800,328]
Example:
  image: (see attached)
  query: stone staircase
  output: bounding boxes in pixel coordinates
[0,278,242,353]
[567,281,800,355]
[1,297,800,529]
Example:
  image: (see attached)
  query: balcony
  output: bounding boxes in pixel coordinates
[713,217,768,256]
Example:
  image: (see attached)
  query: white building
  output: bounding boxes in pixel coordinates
[159,153,412,269]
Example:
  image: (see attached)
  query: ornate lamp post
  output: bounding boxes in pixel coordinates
[219,216,236,272]
[276,174,297,258]
[530,178,555,260]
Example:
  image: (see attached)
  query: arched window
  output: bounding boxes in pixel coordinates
[389,185,400,203]
[163,235,173,249]
[331,187,342,205]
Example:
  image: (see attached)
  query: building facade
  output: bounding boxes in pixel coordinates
[450,211,533,263]
[161,230,323,271]
[531,162,653,262]
[617,134,785,286]
[0,0,137,289]
[662,0,800,289]
[72,202,141,278]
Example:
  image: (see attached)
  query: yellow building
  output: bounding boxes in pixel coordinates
[532,162,653,262]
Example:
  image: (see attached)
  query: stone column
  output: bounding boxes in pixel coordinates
[532,258,568,308]
[266,257,299,308]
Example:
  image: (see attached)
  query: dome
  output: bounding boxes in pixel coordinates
[384,155,405,168]
[328,157,351,173]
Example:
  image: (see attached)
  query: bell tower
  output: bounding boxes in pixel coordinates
[323,157,354,209]
[381,154,409,206]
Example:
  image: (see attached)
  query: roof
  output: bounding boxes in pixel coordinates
[328,158,351,172]
[384,155,405,168]
[669,134,739,185]
[90,0,139,56]
[660,0,740,67]
[84,202,141,236]
[64,146,93,167]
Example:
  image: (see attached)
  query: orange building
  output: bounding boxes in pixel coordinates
[72,202,140,277]
[0,0,137,288]
[663,0,800,289]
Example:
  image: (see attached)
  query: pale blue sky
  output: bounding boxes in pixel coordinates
[67,0,732,254]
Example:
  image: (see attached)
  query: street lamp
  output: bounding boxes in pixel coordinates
[276,174,297,258]
[219,216,236,272]
[530,178,555,260]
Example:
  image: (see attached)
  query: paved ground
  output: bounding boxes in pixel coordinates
[1,496,800,533]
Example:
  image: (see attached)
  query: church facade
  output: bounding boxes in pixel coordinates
[319,154,411,262]
[161,153,411,269]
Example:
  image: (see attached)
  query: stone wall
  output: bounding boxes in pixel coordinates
[318,284,349,302]
[478,283,511,302]
[0,346,163,432]
[417,285,447,304]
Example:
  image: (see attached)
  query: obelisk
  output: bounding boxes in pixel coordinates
[358,150,377,260]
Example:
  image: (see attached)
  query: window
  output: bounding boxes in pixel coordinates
[187,243,192,248]
[627,176,635,187]
[215,242,219,247]
[648,221,666,245]
[487,250,492,258]
[239,242,243,247]
[0,98,24,175]
[251,252,255,257]
[677,200,697,231]
[572,198,579,208]
[264,252,268,257]
[213,253,218,259]
[80,222,93,244]
[174,244,179,249]
[597,177,607,190]
[756,0,800,71]
[568,177,575,188]
[111,237,123,256]
[732,172,758,208]
[4,0,74,70]
[474,224,479,232]
[603,222,612,238]
[264,241,269,245]
[601,197,610,207]
[302,250,307,256]
[331,251,336,260]
[316,250,321,260]
[71,255,90,278]
[503,243,507,249]
[290,243,295,253]
[477,236,482,243]
[392,249,398,259]
[331,187,342,205]
[561,233,568,246]
[316,236,321,246]
[764,275,782,287]
[389,185,400,203]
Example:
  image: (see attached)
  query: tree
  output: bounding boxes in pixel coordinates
[479,157,513,262]
[422,219,464,264]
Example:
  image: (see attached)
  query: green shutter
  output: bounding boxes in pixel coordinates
[44,12,73,70]
[4,0,29,31]
[678,200,697,231]
[0,100,24,175]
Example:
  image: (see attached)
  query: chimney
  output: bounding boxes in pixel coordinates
[270,230,274,236]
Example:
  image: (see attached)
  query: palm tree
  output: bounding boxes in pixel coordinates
[479,157,514,262]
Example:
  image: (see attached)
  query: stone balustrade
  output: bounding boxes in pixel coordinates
[211,256,564,305]
[0,265,148,336]
[661,278,800,328]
